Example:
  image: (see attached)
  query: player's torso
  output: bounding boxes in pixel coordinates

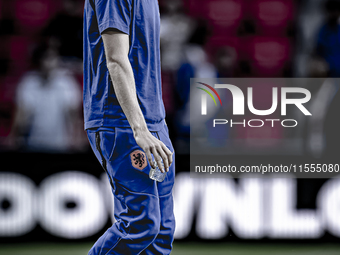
[83,0,165,130]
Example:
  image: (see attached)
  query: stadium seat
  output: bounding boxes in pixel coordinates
[9,36,31,62]
[205,36,240,60]
[241,36,291,76]
[185,0,244,35]
[14,0,54,33]
[248,0,294,36]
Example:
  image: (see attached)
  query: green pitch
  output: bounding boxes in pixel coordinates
[0,242,339,255]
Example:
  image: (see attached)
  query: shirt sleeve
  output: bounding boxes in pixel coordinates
[95,0,132,35]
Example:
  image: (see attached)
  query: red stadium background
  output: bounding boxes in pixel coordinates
[0,0,340,249]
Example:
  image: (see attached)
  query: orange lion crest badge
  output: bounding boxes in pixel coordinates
[130,150,148,170]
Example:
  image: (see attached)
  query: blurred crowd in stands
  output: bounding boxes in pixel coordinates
[0,0,338,156]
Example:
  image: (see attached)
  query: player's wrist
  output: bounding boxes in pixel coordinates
[132,123,149,137]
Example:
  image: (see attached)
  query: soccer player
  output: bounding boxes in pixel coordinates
[83,0,175,254]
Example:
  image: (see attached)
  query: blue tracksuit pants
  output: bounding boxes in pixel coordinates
[86,122,175,255]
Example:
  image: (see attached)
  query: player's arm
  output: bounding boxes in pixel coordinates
[102,30,172,172]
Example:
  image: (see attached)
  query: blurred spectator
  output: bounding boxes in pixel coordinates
[159,0,195,130]
[10,43,82,153]
[43,0,83,62]
[174,20,216,153]
[315,0,340,77]
[294,0,324,77]
[160,0,194,72]
[176,20,215,110]
[307,80,339,157]
[213,46,237,78]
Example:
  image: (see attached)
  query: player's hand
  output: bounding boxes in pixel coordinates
[134,130,173,173]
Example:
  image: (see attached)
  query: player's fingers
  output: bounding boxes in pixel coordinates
[151,146,165,173]
[144,148,155,169]
[156,145,169,172]
[160,143,173,168]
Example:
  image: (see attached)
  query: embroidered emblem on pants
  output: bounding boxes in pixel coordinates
[130,150,147,170]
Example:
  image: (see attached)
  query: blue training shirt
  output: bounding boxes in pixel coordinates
[83,0,166,131]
